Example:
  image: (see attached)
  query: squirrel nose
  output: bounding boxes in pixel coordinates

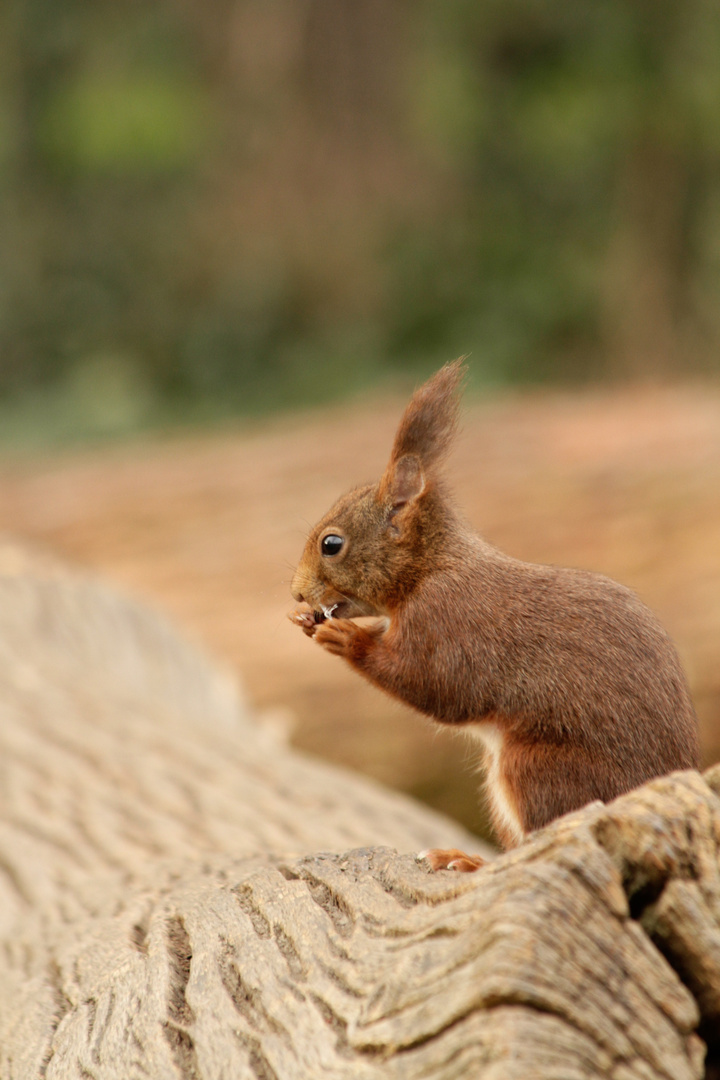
[291,566,313,605]
[291,575,305,603]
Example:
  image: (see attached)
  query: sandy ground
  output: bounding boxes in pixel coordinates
[1,382,719,838]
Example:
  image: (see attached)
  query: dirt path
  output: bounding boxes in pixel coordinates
[1,383,719,837]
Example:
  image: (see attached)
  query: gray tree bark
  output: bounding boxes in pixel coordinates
[0,543,717,1080]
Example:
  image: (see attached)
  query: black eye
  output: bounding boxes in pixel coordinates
[321,534,344,557]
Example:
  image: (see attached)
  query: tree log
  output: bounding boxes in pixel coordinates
[0,545,718,1080]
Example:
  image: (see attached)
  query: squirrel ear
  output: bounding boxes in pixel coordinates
[388,358,466,472]
[381,454,425,513]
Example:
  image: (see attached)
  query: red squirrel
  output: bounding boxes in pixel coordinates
[289,360,700,871]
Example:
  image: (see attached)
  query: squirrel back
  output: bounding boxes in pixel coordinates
[290,361,700,852]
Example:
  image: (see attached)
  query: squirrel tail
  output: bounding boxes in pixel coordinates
[389,358,467,470]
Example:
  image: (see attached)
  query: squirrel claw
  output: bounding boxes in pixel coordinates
[289,607,318,637]
[418,848,485,873]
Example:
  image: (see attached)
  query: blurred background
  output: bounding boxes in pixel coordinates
[1,0,719,840]
[4,0,720,437]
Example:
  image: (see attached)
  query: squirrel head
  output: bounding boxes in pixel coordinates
[291,359,467,619]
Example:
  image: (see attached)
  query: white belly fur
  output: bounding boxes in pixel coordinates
[466,722,525,847]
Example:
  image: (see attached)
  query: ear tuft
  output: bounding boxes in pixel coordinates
[388,358,467,472]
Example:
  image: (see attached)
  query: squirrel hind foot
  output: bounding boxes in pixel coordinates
[417,848,485,873]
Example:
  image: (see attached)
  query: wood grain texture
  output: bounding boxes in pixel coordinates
[0,545,717,1080]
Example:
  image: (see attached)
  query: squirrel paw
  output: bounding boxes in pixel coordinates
[288,606,319,638]
[418,848,485,873]
[313,618,363,658]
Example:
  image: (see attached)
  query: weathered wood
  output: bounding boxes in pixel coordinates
[0,546,718,1080]
[0,542,482,918]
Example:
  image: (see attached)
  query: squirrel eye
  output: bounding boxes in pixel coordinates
[321,534,344,557]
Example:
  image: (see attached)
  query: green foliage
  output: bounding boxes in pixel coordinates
[1,0,720,443]
[40,68,209,174]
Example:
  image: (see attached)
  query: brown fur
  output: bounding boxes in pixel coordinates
[290,360,700,863]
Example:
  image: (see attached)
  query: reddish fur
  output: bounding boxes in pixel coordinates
[290,361,700,866]
[386,359,465,469]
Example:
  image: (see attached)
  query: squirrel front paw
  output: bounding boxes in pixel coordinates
[313,617,365,659]
[288,605,319,638]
